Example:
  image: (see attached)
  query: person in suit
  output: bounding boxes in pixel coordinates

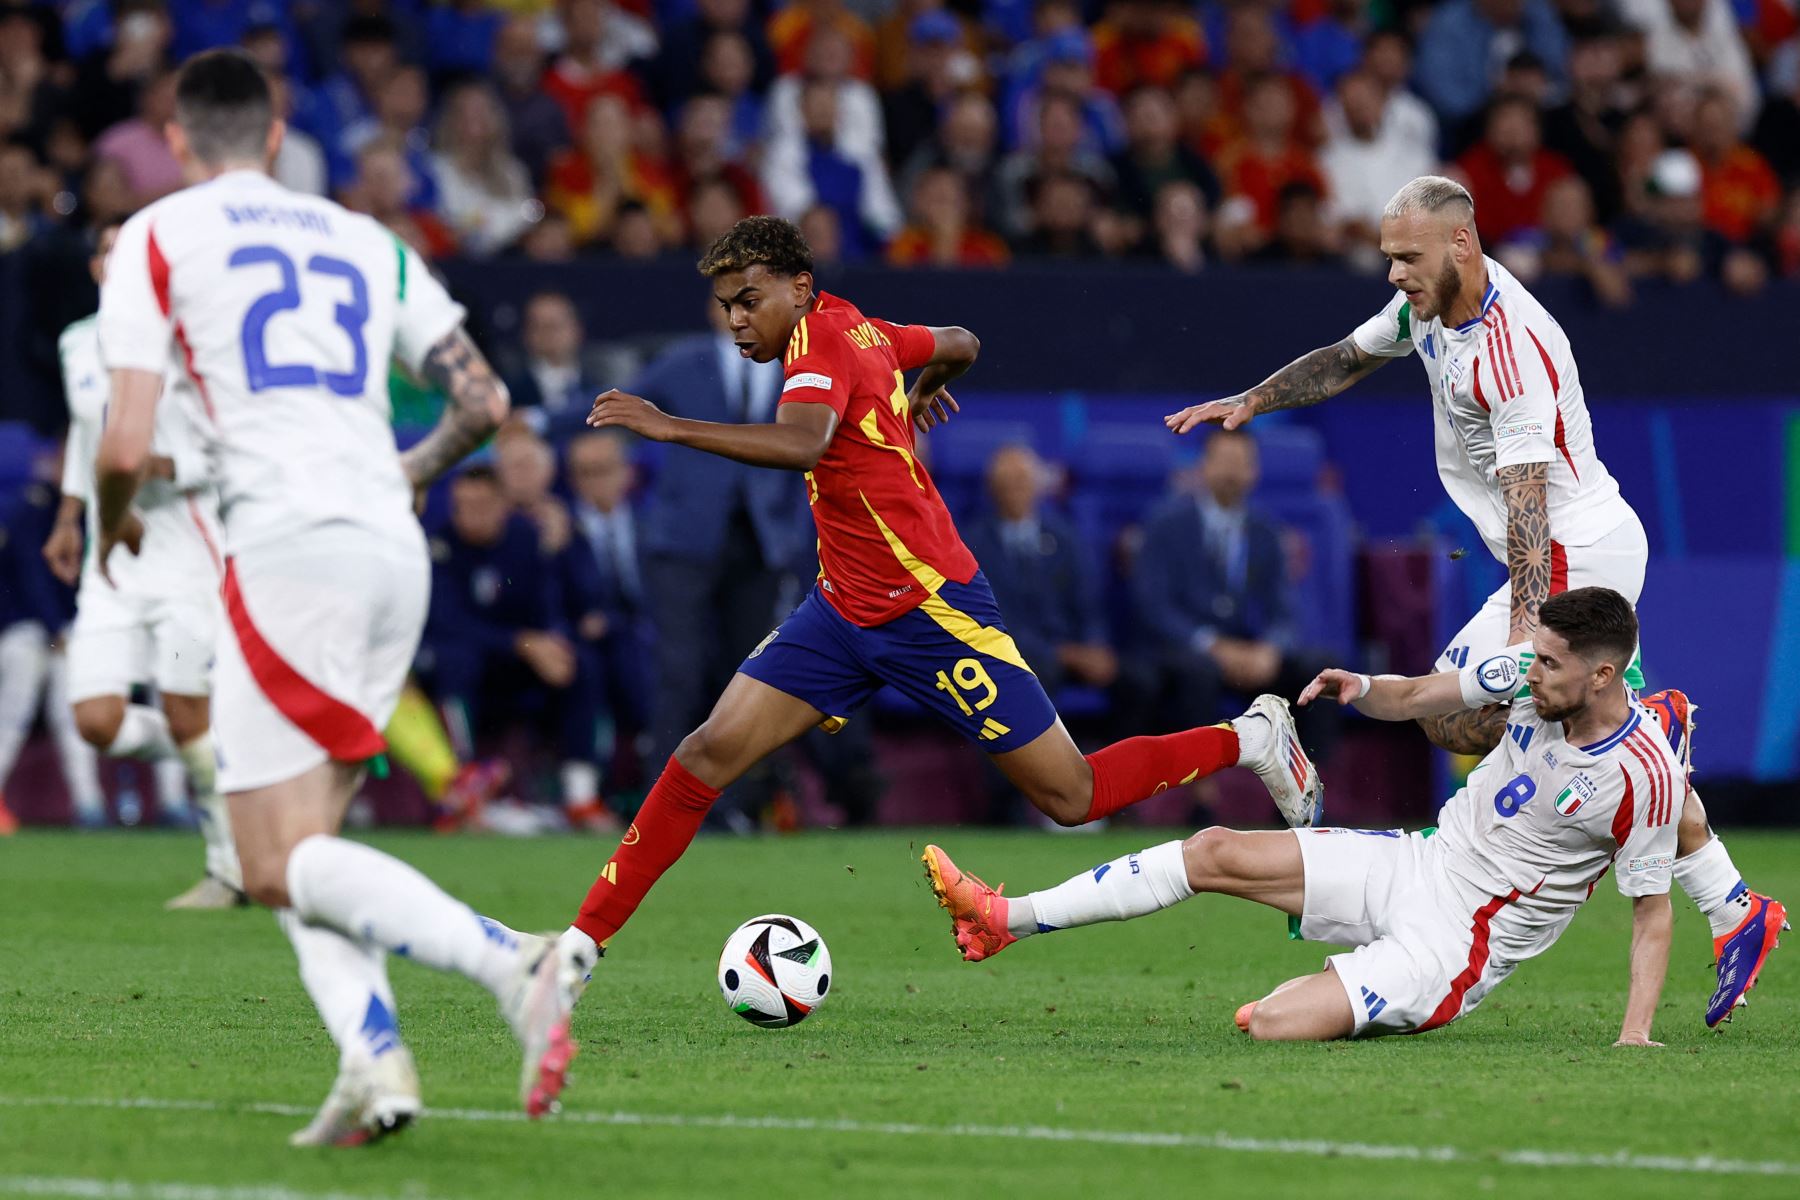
[505,291,598,440]
[630,308,883,825]
[1132,428,1339,759]
[421,465,603,821]
[563,430,653,823]
[961,445,1117,695]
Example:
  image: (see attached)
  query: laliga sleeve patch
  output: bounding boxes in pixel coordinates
[1477,654,1520,694]
[784,372,833,392]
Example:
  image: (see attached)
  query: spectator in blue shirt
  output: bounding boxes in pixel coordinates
[424,0,503,77]
[1414,0,1570,134]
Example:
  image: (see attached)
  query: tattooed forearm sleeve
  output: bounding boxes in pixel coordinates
[1244,337,1388,415]
[399,328,510,488]
[1417,705,1509,756]
[1499,461,1552,639]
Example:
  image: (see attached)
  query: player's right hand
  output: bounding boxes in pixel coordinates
[95,512,145,588]
[1298,668,1366,707]
[42,521,84,587]
[1165,395,1256,435]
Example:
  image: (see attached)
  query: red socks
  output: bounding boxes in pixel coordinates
[1082,725,1239,824]
[573,755,721,947]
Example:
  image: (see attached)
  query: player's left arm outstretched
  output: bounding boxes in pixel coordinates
[1298,647,1529,720]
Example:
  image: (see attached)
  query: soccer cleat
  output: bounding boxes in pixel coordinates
[921,844,1016,963]
[1234,695,1325,828]
[1640,689,1696,790]
[1234,1002,1256,1033]
[288,1045,422,1147]
[564,799,622,835]
[501,935,585,1117]
[1706,892,1788,1028]
[432,759,510,833]
[0,792,18,836]
[164,875,249,911]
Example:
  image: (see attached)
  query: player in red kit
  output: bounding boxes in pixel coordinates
[528,217,1324,1083]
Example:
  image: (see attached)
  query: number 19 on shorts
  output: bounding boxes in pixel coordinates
[935,657,1012,742]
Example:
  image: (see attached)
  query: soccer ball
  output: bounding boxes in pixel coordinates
[717,913,832,1028]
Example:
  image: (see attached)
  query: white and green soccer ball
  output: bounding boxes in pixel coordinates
[717,914,832,1028]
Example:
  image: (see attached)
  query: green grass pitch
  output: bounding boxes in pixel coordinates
[2,828,1797,1199]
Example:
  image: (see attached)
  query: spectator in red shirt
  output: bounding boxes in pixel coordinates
[1689,87,1780,243]
[543,0,651,134]
[1091,0,1206,96]
[1213,7,1322,149]
[887,165,1011,267]
[1455,94,1573,244]
[546,94,682,249]
[1214,74,1328,257]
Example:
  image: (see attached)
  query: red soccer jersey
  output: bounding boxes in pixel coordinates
[779,291,979,626]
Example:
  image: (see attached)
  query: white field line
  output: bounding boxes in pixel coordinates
[1,1094,1797,1179]
[0,1178,432,1200]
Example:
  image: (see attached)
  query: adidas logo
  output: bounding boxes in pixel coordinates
[1359,985,1387,1020]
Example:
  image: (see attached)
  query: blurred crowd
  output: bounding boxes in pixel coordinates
[0,282,1342,826]
[0,0,1798,298]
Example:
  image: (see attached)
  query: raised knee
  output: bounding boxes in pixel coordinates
[674,723,726,778]
[1033,788,1088,827]
[239,852,291,909]
[1181,825,1236,890]
[73,704,122,749]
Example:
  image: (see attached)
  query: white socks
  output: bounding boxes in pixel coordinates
[42,653,102,820]
[106,704,178,760]
[179,733,241,891]
[561,760,600,808]
[278,909,401,1067]
[1673,835,1751,937]
[285,834,524,997]
[1232,712,1272,767]
[1012,841,1195,939]
[0,621,50,782]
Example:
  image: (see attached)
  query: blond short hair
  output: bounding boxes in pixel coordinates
[1382,176,1475,225]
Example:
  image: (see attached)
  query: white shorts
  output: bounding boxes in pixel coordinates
[1294,828,1528,1037]
[66,583,218,703]
[212,526,428,793]
[1435,512,1647,673]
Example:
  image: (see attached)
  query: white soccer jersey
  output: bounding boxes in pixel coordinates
[59,315,220,598]
[1434,645,1681,959]
[1351,257,1638,563]
[96,170,466,555]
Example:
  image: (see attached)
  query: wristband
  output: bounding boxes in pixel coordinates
[1353,673,1372,701]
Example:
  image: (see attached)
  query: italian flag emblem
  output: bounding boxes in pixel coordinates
[1555,785,1584,816]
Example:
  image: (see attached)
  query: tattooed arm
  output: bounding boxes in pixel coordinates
[398,329,511,489]
[1498,460,1552,642]
[1166,338,1391,434]
[1416,461,1552,756]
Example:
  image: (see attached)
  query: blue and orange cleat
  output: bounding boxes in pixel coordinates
[1706,889,1788,1028]
[921,844,1016,962]
[1640,688,1695,770]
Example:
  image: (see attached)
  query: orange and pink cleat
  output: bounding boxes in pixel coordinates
[922,844,1017,963]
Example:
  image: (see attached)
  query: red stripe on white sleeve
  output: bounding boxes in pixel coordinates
[147,226,171,317]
